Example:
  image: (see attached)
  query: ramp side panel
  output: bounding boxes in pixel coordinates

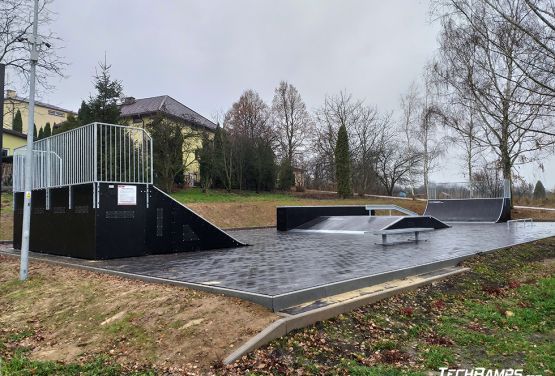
[277,206,370,231]
[424,198,507,223]
[12,184,97,258]
[146,186,246,253]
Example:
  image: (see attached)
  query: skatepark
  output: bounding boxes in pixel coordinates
[5,122,555,313]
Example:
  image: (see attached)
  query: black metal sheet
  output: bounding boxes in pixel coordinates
[13,183,245,260]
[146,186,245,253]
[95,184,147,259]
[277,205,370,231]
[13,184,96,258]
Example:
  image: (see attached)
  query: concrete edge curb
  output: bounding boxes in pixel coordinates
[223,266,469,365]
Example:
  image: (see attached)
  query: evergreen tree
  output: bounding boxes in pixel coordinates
[533,180,546,200]
[12,109,23,132]
[278,158,295,191]
[335,124,352,198]
[213,125,234,192]
[78,60,123,124]
[254,141,276,192]
[38,127,44,140]
[33,124,37,140]
[198,134,215,193]
[145,116,184,193]
[52,114,80,135]
[44,122,52,137]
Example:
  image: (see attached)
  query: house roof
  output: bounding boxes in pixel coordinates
[2,128,27,139]
[119,95,217,130]
[4,95,76,114]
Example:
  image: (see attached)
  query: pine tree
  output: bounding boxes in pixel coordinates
[198,134,215,193]
[278,158,295,191]
[44,122,52,137]
[38,127,44,140]
[78,60,123,124]
[33,124,38,140]
[12,109,23,132]
[53,115,80,135]
[533,180,546,200]
[335,124,352,198]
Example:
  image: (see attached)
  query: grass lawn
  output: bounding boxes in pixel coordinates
[171,188,298,203]
[226,238,555,375]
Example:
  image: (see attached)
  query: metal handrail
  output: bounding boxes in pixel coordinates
[13,122,153,192]
[365,204,418,216]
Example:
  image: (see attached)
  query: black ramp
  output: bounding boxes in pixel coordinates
[296,216,403,232]
[294,215,449,233]
[146,186,246,253]
[384,216,450,230]
[424,198,510,222]
[277,206,369,231]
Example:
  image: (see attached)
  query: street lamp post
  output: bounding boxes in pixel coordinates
[20,0,40,281]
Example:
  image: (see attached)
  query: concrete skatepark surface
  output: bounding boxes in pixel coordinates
[5,221,555,311]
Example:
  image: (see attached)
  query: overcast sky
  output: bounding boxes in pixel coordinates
[20,0,555,188]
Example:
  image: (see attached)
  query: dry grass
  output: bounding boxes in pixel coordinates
[0,253,277,373]
[0,192,13,240]
[188,196,426,229]
[512,207,555,221]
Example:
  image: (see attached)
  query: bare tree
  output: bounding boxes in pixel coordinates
[480,0,555,105]
[350,107,390,195]
[434,0,555,190]
[398,73,444,196]
[399,82,421,196]
[271,81,313,163]
[225,89,273,142]
[375,131,422,196]
[445,106,486,182]
[0,0,66,91]
[224,90,275,191]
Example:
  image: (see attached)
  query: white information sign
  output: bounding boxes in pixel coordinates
[117,185,137,206]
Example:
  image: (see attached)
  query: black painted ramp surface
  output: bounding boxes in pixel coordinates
[295,216,401,233]
[424,198,510,222]
[294,215,449,233]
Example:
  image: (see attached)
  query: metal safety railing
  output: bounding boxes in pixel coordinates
[427,179,511,200]
[13,122,153,192]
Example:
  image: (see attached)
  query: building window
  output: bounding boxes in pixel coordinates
[132,116,142,124]
[1,149,8,157]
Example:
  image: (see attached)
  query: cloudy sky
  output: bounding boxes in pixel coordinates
[19,0,555,187]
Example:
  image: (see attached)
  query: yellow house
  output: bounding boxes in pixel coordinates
[1,128,26,157]
[2,89,76,152]
[119,95,216,186]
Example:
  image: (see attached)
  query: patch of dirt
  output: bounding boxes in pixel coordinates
[0,253,277,373]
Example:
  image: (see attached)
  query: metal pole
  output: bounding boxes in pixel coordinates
[20,0,40,281]
[0,63,5,220]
